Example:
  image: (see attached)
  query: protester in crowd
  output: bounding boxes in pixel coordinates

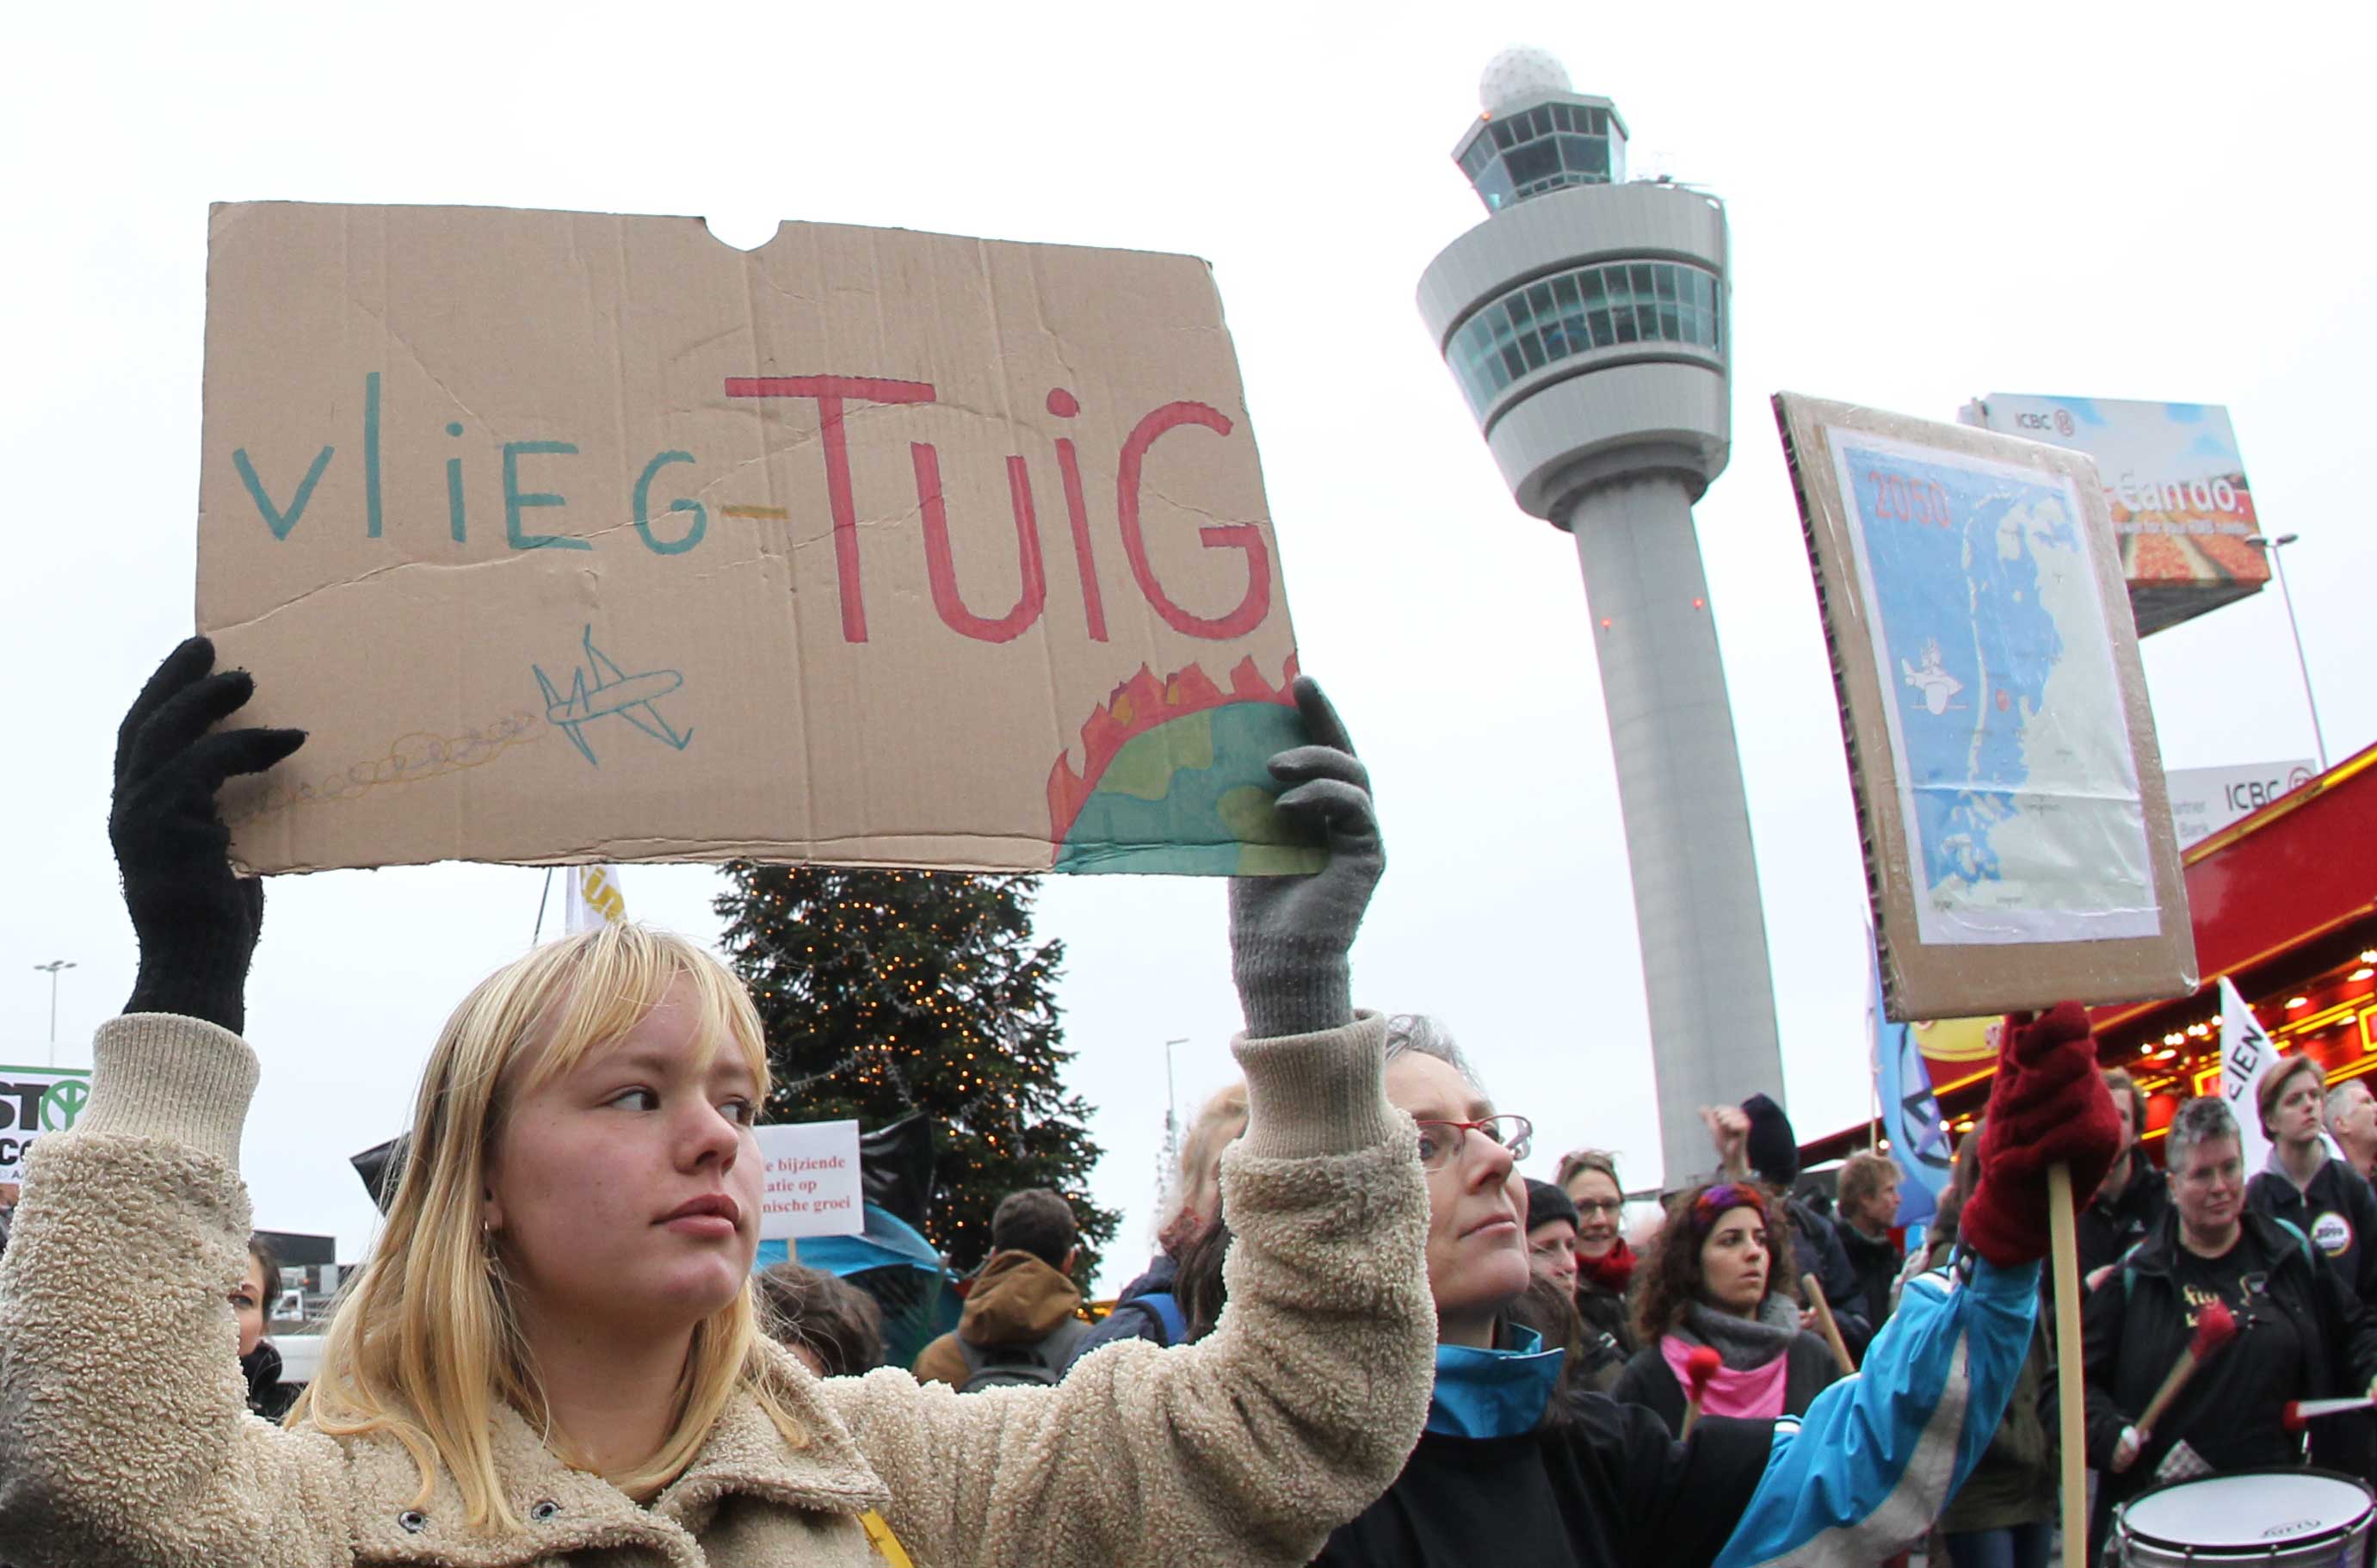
[0,642,1438,1568]
[1525,1178,1581,1295]
[1706,1095,1871,1361]
[1832,1151,1902,1333]
[2246,1054,2377,1478]
[1065,1080,1245,1369]
[755,1261,886,1380]
[236,1233,300,1423]
[1556,1147,1637,1357]
[913,1188,1090,1389]
[1608,1182,1841,1433]
[2250,1053,2377,1300]
[2069,1094,2377,1548]
[1919,1125,2056,1568]
[2078,1066,2169,1289]
[1516,1182,1626,1392]
[2329,1078,2377,1186]
[1308,1006,2116,1568]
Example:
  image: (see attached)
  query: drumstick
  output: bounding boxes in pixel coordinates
[1680,1345,1721,1438]
[2134,1299,2238,1443]
[2284,1395,2375,1431]
[2048,1164,2086,1568]
[1801,1273,1857,1377]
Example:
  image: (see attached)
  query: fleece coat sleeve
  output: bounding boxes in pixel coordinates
[822,1010,1438,1568]
[1712,1254,2041,1568]
[0,1015,352,1568]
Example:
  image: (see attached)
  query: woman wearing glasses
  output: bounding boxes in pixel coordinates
[1556,1149,1637,1360]
[1312,1008,2121,1568]
[1609,1183,1840,1435]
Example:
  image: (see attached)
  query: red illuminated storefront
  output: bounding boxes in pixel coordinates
[1804,743,2377,1169]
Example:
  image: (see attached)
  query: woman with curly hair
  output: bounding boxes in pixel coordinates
[1610,1182,1841,1436]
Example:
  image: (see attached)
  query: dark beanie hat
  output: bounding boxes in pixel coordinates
[1741,1093,1800,1188]
[1525,1178,1579,1234]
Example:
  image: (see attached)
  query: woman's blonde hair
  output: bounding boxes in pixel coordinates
[295,924,806,1528]
[1157,1080,1249,1256]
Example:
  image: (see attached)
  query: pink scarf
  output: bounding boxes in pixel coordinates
[1661,1331,1790,1420]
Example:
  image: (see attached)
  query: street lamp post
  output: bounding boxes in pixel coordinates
[2248,533,2328,773]
[1162,1037,1188,1178]
[33,960,76,1065]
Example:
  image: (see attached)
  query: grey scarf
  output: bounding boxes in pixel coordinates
[1677,1295,1799,1371]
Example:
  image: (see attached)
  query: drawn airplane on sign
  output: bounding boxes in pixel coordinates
[533,627,694,768]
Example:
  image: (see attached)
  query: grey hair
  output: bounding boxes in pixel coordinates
[2327,1080,2368,1130]
[2166,1096,2242,1170]
[1382,1014,1485,1094]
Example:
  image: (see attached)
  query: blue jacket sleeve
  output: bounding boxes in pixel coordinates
[1712,1252,2038,1568]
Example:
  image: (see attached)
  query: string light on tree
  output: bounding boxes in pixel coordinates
[715,861,1118,1280]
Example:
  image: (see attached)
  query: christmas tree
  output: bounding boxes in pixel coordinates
[716,864,1120,1283]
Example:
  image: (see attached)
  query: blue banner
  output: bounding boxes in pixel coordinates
[1873,950,1952,1229]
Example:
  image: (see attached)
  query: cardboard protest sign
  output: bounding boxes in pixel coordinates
[199,202,1318,878]
[1774,393,2195,1021]
[1,1065,92,1183]
[754,1120,865,1241]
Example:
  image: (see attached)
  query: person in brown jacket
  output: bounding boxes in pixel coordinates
[912,1190,1090,1389]
[0,642,1432,1568]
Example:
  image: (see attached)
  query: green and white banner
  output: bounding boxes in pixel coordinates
[1,1065,93,1184]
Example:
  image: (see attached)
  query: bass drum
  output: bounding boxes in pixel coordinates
[2115,1468,2375,1567]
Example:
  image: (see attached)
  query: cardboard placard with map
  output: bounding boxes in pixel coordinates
[199,202,1318,877]
[1774,393,2196,1021]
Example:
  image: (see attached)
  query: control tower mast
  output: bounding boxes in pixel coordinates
[1417,49,1784,1177]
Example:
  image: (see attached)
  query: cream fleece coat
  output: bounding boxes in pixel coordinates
[0,1011,1432,1567]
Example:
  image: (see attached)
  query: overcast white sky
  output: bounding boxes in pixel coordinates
[6,2,2373,1290]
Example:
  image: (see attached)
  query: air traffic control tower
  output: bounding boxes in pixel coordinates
[1418,49,1784,1176]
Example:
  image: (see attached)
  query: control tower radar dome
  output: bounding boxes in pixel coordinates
[1479,46,1572,114]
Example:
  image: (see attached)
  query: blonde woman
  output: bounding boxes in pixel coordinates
[0,639,1432,1568]
[1069,1079,1250,1361]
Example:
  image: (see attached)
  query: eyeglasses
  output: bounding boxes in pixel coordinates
[1573,1198,1623,1218]
[1413,1114,1534,1172]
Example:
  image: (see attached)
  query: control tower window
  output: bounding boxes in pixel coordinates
[1447,261,1725,417]
[1459,100,1624,209]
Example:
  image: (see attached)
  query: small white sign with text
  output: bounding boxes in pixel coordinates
[754,1120,865,1240]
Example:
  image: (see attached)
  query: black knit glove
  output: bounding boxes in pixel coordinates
[110,638,306,1033]
[1227,677,1383,1039]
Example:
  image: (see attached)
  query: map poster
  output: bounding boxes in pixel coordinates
[1775,393,2196,1022]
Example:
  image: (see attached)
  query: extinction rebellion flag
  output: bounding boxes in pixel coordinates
[1871,945,1951,1230]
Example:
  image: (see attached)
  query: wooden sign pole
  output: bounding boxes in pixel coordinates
[2048,1164,2087,1568]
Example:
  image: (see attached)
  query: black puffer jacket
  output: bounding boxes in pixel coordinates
[1784,1198,1870,1361]
[1833,1220,1901,1337]
[1576,1280,1634,1350]
[240,1340,298,1422]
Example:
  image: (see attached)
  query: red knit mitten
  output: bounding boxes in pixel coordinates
[1959,1003,2121,1269]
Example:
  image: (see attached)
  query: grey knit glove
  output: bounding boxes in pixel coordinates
[1228,676,1383,1039]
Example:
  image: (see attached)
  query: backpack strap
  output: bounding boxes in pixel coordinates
[1137,1291,1188,1347]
